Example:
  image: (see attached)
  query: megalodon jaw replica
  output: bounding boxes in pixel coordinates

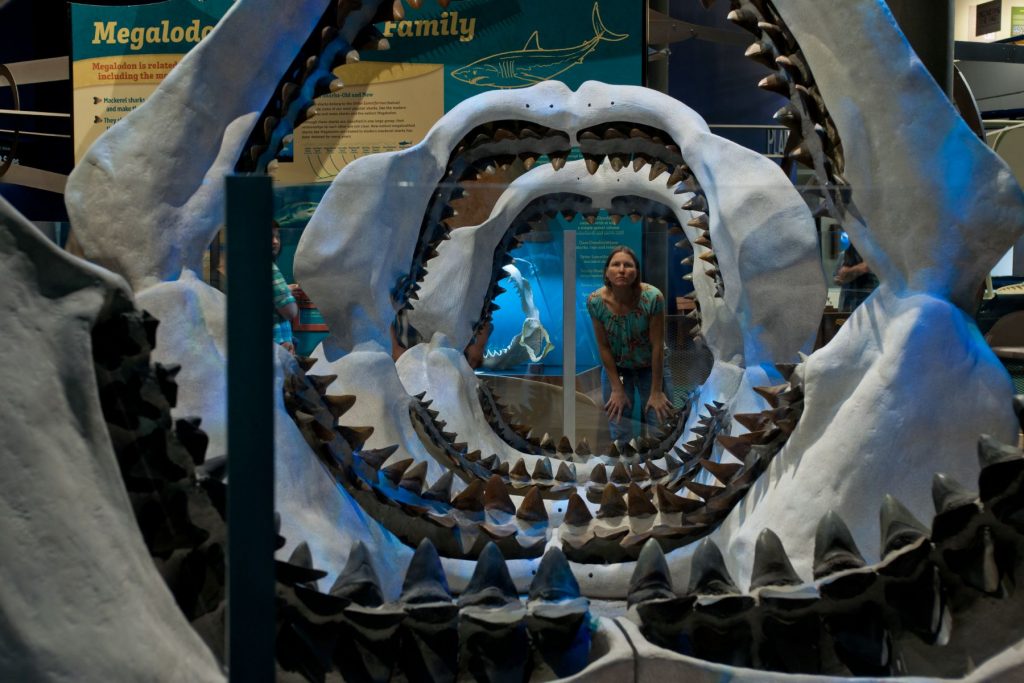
[24,0,1024,680]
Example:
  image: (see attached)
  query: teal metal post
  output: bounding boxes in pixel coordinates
[226,174,275,681]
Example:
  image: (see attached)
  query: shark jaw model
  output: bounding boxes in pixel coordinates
[11,0,1023,680]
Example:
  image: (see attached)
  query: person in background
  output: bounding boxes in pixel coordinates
[835,240,879,312]
[587,245,672,444]
[272,221,298,353]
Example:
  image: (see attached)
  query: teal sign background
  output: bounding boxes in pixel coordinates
[71,0,234,60]
[374,0,644,110]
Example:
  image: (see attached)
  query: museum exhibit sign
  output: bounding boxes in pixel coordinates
[69,0,233,161]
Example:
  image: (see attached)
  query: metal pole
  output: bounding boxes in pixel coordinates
[226,174,275,682]
[563,230,577,447]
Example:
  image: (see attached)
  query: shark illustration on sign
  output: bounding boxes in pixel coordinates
[450,2,628,89]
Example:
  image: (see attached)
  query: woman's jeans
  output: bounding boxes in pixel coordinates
[601,365,673,443]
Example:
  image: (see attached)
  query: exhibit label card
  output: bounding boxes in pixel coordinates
[69,0,233,162]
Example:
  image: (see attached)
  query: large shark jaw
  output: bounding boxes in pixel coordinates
[40,0,1024,678]
[291,78,832,592]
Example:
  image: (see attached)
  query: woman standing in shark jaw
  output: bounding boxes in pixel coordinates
[587,246,672,445]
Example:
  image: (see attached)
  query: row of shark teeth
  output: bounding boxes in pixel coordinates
[476,383,545,455]
[564,377,804,562]
[564,446,782,564]
[666,400,731,472]
[479,381,692,463]
[246,0,473,173]
[284,361,778,565]
[92,308,227,654]
[676,185,726,297]
[714,0,848,217]
[576,121,685,177]
[282,365,559,559]
[451,119,573,170]
[238,0,402,172]
[275,539,592,682]
[627,428,1024,677]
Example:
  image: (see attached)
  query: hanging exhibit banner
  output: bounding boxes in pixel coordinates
[69,0,233,162]
[269,0,644,186]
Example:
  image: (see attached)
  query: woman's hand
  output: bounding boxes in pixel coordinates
[605,389,631,424]
[646,391,672,422]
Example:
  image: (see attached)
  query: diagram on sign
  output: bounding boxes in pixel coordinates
[450,2,628,89]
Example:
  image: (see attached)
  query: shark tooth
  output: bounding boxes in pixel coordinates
[465,449,482,462]
[529,546,582,602]
[931,472,977,514]
[682,480,725,502]
[648,160,669,181]
[654,484,703,514]
[555,462,576,483]
[744,39,777,68]
[330,541,384,606]
[753,383,790,408]
[480,453,499,471]
[758,72,790,95]
[510,458,530,482]
[532,457,553,480]
[879,494,929,557]
[459,543,519,608]
[323,393,357,419]
[610,461,631,484]
[597,484,628,519]
[590,464,608,484]
[646,460,667,480]
[700,457,740,484]
[733,411,772,432]
[575,438,591,456]
[360,444,398,469]
[977,434,1024,501]
[628,539,675,606]
[627,483,657,518]
[307,374,338,394]
[608,441,621,458]
[556,436,573,454]
[400,538,453,605]
[716,436,757,462]
[451,480,485,513]
[338,425,374,450]
[516,486,548,523]
[381,457,413,485]
[727,8,760,31]
[688,214,709,230]
[813,511,867,579]
[749,528,803,589]
[484,475,516,515]
[398,461,429,493]
[664,453,684,472]
[422,470,455,502]
[630,464,649,481]
[686,538,739,596]
[295,355,317,372]
[563,493,593,526]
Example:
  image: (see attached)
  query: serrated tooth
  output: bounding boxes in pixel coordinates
[516,486,548,523]
[813,510,867,579]
[563,492,593,526]
[687,539,740,596]
[627,483,657,517]
[597,484,628,519]
[750,528,803,589]
[484,475,516,514]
